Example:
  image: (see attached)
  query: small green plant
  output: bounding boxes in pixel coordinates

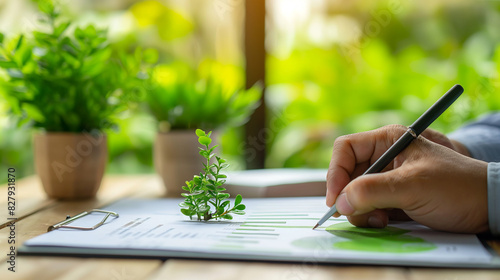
[179,129,246,221]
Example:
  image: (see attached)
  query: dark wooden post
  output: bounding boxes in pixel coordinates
[244,0,266,169]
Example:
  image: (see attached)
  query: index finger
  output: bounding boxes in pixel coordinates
[326,125,406,206]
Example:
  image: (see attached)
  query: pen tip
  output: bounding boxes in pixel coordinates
[312,224,319,230]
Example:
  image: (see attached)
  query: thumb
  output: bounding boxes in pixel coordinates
[335,168,418,216]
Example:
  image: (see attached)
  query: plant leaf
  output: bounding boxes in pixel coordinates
[14,35,24,51]
[198,205,210,213]
[199,150,209,158]
[54,21,71,37]
[22,103,45,123]
[74,27,85,41]
[205,184,216,191]
[221,200,230,209]
[181,208,195,216]
[0,60,17,69]
[217,193,230,200]
[198,135,212,146]
[192,190,204,195]
[222,214,233,220]
[208,170,217,177]
[193,176,202,185]
[195,129,205,137]
[19,47,32,66]
[235,204,246,210]
[234,194,242,206]
[38,0,55,16]
[217,157,226,164]
[179,202,194,208]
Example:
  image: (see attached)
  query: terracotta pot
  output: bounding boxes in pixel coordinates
[34,132,107,200]
[154,130,205,197]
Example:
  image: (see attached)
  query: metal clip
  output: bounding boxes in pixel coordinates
[48,209,119,232]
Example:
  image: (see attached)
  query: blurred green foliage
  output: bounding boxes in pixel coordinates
[0,0,148,132]
[130,0,194,41]
[265,0,500,168]
[2,0,500,184]
[146,60,261,131]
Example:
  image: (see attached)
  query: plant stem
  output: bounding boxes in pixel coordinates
[204,144,211,219]
[214,163,221,219]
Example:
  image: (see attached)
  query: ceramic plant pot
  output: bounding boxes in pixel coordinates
[34,132,107,199]
[154,130,204,197]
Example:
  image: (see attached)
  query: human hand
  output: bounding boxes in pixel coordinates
[419,128,471,157]
[326,125,488,233]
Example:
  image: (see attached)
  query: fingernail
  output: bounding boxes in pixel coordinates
[335,193,354,215]
[368,216,384,228]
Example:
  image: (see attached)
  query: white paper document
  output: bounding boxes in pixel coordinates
[21,197,500,267]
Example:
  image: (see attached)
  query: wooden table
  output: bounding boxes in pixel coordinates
[1,175,500,280]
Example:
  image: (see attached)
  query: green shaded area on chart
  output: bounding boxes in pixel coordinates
[252,211,324,214]
[249,214,310,217]
[292,222,436,253]
[231,231,280,236]
[241,224,315,229]
[242,221,286,224]
[246,217,320,221]
[235,228,276,231]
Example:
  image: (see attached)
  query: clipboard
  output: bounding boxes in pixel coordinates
[47,209,119,232]
[18,197,500,268]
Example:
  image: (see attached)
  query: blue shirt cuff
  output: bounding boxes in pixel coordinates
[488,162,500,236]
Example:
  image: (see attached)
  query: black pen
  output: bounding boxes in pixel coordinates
[313,84,464,230]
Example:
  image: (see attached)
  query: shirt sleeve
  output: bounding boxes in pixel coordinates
[488,162,500,236]
[448,112,500,236]
[447,113,500,162]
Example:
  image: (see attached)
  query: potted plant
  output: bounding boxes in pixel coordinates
[0,1,147,199]
[146,60,262,197]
